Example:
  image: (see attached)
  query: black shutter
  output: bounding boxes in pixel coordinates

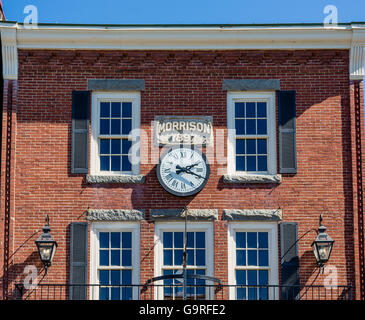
[69,222,88,300]
[280,222,300,300]
[278,91,297,174]
[71,91,90,174]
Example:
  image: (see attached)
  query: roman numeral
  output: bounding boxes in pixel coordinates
[171,179,178,188]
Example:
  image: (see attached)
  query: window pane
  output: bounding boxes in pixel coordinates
[174,232,183,248]
[112,234,122,249]
[236,156,245,171]
[236,250,246,266]
[236,139,245,154]
[257,119,267,135]
[246,119,256,135]
[187,232,194,248]
[100,139,110,154]
[100,233,109,248]
[122,139,132,154]
[174,250,183,265]
[100,102,110,117]
[235,102,245,117]
[258,232,268,248]
[99,270,109,285]
[235,119,245,135]
[237,288,246,300]
[164,250,173,265]
[111,139,121,154]
[111,102,121,117]
[122,156,132,171]
[111,156,121,171]
[111,250,120,266]
[259,250,269,266]
[257,102,267,117]
[259,270,269,285]
[122,119,132,135]
[100,250,109,266]
[196,250,205,266]
[111,119,121,135]
[248,250,257,266]
[187,249,194,266]
[246,156,256,171]
[111,288,120,300]
[99,288,109,300]
[111,270,121,285]
[258,156,267,172]
[236,232,246,248]
[100,119,110,135]
[122,232,132,248]
[257,139,267,154]
[122,270,132,285]
[122,287,132,300]
[196,232,205,248]
[246,139,256,154]
[246,102,256,118]
[122,250,132,266]
[122,102,132,117]
[247,232,257,248]
[163,232,173,248]
[236,270,246,285]
[100,156,110,171]
[247,270,257,285]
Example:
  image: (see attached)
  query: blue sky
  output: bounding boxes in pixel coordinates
[2,0,365,25]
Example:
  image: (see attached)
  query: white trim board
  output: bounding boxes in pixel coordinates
[1,24,365,80]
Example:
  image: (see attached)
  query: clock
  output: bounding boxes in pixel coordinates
[156,147,210,197]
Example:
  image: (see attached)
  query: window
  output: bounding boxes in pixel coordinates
[227,92,276,175]
[155,222,214,300]
[228,222,278,300]
[91,92,140,176]
[90,222,140,300]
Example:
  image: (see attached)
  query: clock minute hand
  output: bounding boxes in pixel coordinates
[184,168,206,180]
[170,172,194,187]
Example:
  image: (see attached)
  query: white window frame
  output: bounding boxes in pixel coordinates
[227,222,279,300]
[90,222,140,300]
[227,91,277,175]
[154,222,214,300]
[90,91,141,176]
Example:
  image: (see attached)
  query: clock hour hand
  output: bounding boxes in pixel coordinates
[185,162,200,170]
[170,171,194,187]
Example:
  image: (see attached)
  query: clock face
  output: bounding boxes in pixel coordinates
[157,147,210,197]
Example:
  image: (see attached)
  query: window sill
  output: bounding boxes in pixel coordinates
[223,174,282,184]
[86,174,145,184]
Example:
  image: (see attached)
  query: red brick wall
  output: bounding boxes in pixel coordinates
[1,49,361,299]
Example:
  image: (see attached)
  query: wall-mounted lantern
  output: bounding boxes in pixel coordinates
[35,215,58,274]
[311,214,334,270]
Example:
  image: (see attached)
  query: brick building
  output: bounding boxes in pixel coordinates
[0,22,364,300]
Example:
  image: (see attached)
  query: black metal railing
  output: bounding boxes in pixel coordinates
[13,283,352,301]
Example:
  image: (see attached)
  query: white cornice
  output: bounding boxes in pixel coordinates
[1,23,365,81]
[14,25,354,50]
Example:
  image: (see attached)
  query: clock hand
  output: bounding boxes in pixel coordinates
[183,168,206,180]
[170,172,194,187]
[176,163,200,174]
[185,162,200,170]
